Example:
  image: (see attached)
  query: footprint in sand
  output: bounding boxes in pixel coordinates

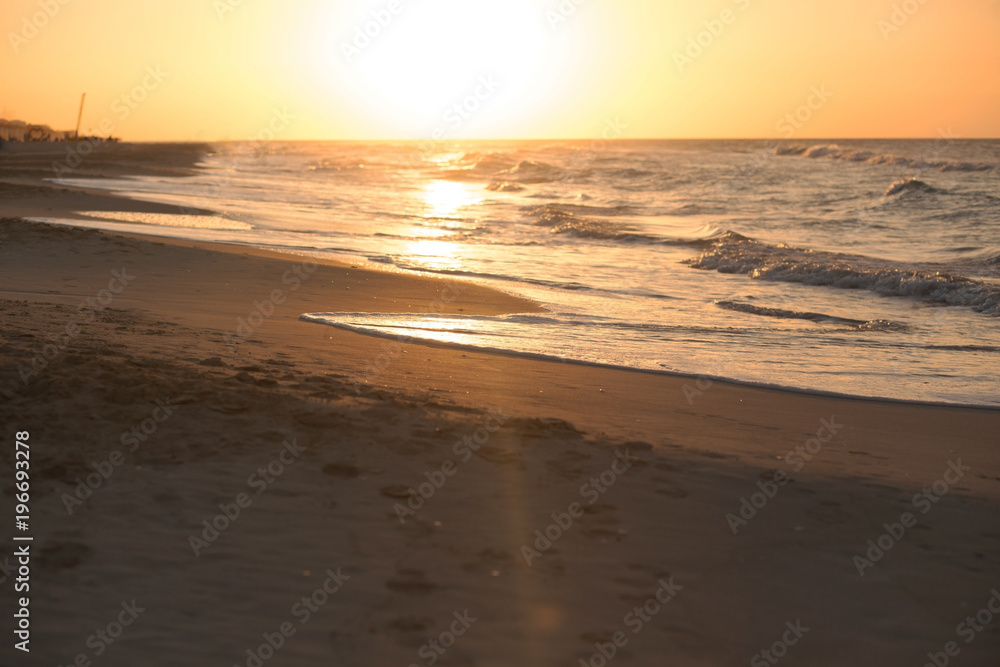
[205,397,252,414]
[474,444,522,465]
[653,459,679,472]
[614,563,673,595]
[581,526,625,540]
[582,503,617,516]
[581,630,628,646]
[581,503,625,541]
[293,405,346,428]
[37,542,91,572]
[509,417,584,441]
[460,548,514,576]
[544,449,593,480]
[696,450,735,461]
[655,484,688,499]
[380,485,411,499]
[387,616,433,634]
[848,450,889,461]
[803,499,855,524]
[386,569,437,596]
[322,463,361,479]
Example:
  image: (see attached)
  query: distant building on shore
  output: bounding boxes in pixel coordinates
[0,118,106,142]
[0,119,29,141]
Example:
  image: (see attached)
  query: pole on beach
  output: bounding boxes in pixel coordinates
[74,93,86,141]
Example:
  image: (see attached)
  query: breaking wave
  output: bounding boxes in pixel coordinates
[494,160,567,184]
[523,204,738,246]
[688,236,1000,316]
[775,144,996,172]
[883,177,939,197]
[486,181,524,192]
[714,300,909,331]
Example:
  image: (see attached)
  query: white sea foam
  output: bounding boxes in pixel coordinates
[775,144,996,172]
[78,211,253,230]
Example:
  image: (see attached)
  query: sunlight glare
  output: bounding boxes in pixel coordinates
[404,238,464,272]
[422,180,483,220]
[340,0,550,135]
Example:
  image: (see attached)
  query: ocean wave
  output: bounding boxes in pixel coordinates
[522,203,637,217]
[461,151,518,173]
[526,205,649,241]
[364,255,594,291]
[945,249,1000,278]
[486,181,524,192]
[855,319,911,332]
[494,160,567,184]
[688,236,1000,316]
[549,218,660,243]
[883,177,940,197]
[669,203,717,216]
[606,167,653,179]
[925,344,1000,353]
[775,144,996,172]
[306,158,367,172]
[439,168,486,182]
[77,211,253,231]
[524,204,737,246]
[714,300,909,331]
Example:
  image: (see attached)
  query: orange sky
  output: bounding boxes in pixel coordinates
[2,0,998,141]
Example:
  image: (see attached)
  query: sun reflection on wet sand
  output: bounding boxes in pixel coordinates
[334,315,483,346]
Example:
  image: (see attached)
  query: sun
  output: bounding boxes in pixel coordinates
[331,0,555,137]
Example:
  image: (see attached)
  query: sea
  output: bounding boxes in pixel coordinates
[35,139,1000,406]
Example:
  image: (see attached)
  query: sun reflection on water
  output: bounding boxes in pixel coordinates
[422,180,482,220]
[401,180,486,271]
[403,239,464,272]
[380,316,479,346]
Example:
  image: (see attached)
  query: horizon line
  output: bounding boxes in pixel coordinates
[68,136,1000,144]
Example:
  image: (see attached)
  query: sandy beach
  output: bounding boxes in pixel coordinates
[1,165,999,666]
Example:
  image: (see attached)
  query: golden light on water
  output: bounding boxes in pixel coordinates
[421,180,483,220]
[380,315,478,346]
[406,226,453,239]
[425,152,465,165]
[403,239,464,272]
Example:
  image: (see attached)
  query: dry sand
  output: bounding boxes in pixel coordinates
[0,174,998,666]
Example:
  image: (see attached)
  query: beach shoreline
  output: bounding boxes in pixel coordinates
[1,170,999,665]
